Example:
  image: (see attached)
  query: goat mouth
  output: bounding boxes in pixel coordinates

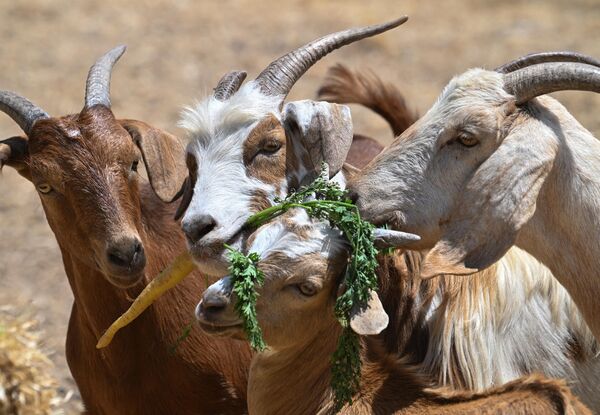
[188,229,251,277]
[197,320,244,337]
[106,272,144,288]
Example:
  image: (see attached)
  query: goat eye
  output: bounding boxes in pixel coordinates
[261,140,281,154]
[457,133,478,147]
[37,183,53,194]
[131,160,139,172]
[297,282,318,297]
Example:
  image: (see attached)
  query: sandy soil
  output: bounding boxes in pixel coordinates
[1,0,600,413]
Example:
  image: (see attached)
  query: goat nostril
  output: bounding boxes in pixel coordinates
[199,295,229,320]
[107,239,145,271]
[202,296,229,314]
[107,248,130,268]
[184,214,217,245]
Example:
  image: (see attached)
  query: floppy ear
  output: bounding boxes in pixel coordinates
[349,290,389,336]
[421,120,557,279]
[119,119,187,203]
[0,136,31,180]
[282,100,353,184]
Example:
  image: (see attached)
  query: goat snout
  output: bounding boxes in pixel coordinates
[105,236,146,279]
[196,277,242,334]
[182,214,217,245]
[197,294,230,319]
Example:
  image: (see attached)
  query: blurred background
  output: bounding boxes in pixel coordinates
[1,0,600,412]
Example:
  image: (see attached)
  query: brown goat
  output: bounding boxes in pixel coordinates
[197,210,590,414]
[0,47,251,414]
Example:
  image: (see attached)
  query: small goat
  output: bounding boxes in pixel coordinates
[348,52,600,340]
[0,47,251,414]
[197,209,591,414]
[175,17,411,277]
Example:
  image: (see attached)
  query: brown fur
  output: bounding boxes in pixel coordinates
[346,134,384,169]
[243,114,287,191]
[318,63,418,137]
[4,106,251,414]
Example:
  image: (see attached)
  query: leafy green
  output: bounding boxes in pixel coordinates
[246,165,380,411]
[225,244,267,352]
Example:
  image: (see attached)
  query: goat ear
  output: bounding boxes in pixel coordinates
[349,290,389,335]
[0,136,31,180]
[282,100,353,184]
[420,121,557,279]
[120,119,187,203]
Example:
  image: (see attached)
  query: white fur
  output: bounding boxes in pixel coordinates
[421,247,600,409]
[178,83,285,275]
[248,209,346,261]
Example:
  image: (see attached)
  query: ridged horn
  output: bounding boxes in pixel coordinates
[85,45,127,108]
[254,16,408,98]
[213,71,247,101]
[503,62,600,105]
[496,51,600,74]
[0,91,49,135]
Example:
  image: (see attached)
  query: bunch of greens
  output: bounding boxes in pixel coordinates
[225,244,267,352]
[243,165,380,411]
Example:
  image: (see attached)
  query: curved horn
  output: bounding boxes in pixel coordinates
[254,16,408,98]
[496,51,600,74]
[0,91,49,135]
[85,45,127,108]
[213,70,248,101]
[503,62,600,105]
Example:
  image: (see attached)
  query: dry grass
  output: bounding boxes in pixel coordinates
[0,306,73,415]
[1,0,599,412]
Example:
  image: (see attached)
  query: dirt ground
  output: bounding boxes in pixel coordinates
[1,0,600,413]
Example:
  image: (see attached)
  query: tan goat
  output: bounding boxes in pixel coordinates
[197,209,591,414]
[347,52,600,340]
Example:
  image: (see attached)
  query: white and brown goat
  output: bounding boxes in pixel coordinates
[175,17,409,277]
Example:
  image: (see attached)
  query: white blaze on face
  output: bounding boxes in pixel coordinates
[247,209,347,263]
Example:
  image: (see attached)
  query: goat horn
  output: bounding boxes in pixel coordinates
[0,91,49,135]
[496,51,600,74]
[213,71,248,101]
[503,62,600,105]
[372,228,421,249]
[85,45,127,108]
[254,16,408,98]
